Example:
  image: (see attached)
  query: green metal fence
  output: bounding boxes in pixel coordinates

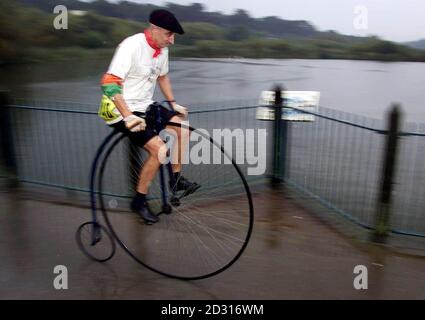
[1,98,272,193]
[273,101,425,239]
[1,94,424,239]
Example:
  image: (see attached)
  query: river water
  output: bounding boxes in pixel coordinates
[2,58,425,122]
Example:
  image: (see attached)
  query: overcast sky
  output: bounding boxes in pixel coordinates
[119,0,425,42]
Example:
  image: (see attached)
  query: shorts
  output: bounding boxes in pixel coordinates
[110,104,178,148]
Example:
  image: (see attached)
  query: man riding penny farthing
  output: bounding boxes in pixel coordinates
[76,10,254,280]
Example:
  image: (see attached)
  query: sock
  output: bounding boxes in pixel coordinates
[173,171,181,182]
[133,192,147,207]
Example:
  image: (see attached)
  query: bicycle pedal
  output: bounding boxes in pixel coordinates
[181,184,201,198]
[170,196,180,207]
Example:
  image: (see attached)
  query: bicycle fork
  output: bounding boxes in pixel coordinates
[154,106,176,214]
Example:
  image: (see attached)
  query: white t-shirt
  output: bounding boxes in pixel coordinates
[107,33,169,113]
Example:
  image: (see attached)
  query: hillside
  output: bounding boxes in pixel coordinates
[404,39,425,50]
[17,0,320,39]
[2,0,425,64]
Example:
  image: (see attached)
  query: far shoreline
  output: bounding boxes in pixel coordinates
[2,48,425,67]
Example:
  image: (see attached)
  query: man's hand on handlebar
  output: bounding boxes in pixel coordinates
[124,114,146,132]
[171,102,188,118]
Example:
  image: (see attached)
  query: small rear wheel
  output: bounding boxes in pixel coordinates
[76,221,116,262]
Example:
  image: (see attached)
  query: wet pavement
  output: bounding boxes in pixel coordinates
[1,181,425,300]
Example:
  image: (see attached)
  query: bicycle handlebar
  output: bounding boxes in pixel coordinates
[158,100,175,111]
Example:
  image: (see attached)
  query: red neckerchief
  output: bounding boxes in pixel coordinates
[144,29,161,58]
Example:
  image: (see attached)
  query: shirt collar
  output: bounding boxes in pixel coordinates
[144,29,161,58]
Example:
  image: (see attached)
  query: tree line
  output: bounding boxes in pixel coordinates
[1,0,424,64]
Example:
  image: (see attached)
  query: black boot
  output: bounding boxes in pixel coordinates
[130,196,159,225]
[170,174,200,197]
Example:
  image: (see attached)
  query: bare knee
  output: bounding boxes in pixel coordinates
[167,117,190,140]
[145,137,168,164]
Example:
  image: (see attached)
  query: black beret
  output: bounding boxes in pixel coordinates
[149,9,185,35]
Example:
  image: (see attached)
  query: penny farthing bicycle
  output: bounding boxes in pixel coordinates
[76,101,254,280]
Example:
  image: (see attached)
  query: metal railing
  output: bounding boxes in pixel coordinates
[283,107,386,231]
[1,97,272,192]
[1,92,424,240]
[269,91,425,239]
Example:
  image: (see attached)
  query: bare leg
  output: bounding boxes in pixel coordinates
[166,115,190,173]
[136,136,167,194]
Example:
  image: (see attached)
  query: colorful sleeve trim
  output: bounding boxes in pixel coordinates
[101,73,123,98]
[101,83,122,99]
[101,73,123,86]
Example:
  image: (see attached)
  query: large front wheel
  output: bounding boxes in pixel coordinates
[98,123,254,280]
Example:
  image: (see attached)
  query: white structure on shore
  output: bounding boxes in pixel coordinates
[69,10,87,16]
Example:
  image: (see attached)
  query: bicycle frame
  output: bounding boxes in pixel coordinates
[89,101,178,241]
[89,130,119,244]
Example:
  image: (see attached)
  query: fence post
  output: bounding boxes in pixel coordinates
[0,91,18,187]
[272,86,282,183]
[372,104,402,243]
[272,85,288,184]
[281,98,289,181]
